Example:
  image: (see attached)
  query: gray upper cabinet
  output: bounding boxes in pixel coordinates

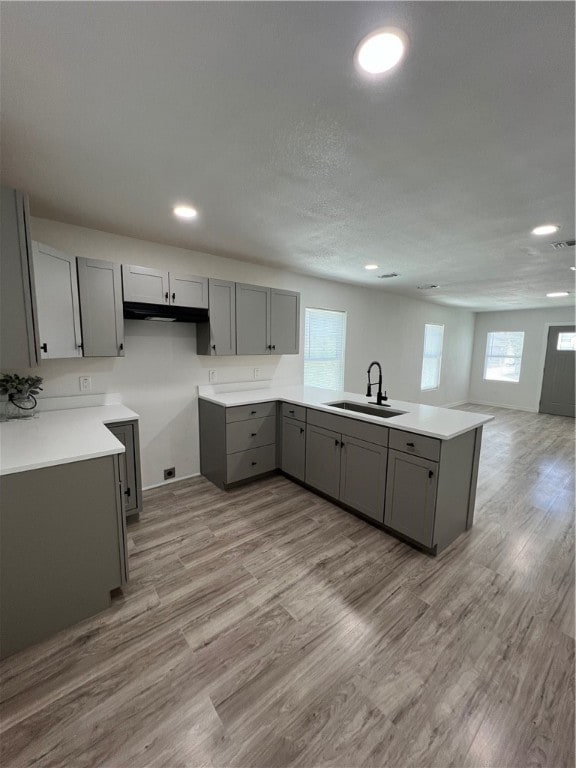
[0,187,40,369]
[236,283,270,355]
[236,283,300,355]
[340,436,387,523]
[33,242,83,359]
[122,265,208,308]
[384,449,438,547]
[77,258,124,357]
[281,416,306,481]
[168,273,208,308]
[122,265,169,304]
[270,289,300,354]
[197,279,236,356]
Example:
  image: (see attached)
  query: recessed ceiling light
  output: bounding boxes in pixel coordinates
[355,28,408,76]
[570,266,576,271]
[532,224,560,236]
[365,264,379,270]
[546,291,569,298]
[173,205,198,220]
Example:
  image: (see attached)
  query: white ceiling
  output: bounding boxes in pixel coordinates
[1,2,574,312]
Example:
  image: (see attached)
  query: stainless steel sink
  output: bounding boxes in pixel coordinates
[326,401,406,419]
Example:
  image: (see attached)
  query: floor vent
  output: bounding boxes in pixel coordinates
[551,240,575,249]
[378,272,399,279]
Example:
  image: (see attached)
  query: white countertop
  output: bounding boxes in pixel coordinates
[0,404,139,476]
[198,384,493,440]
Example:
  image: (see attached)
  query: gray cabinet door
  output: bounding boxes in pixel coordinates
[305,424,341,499]
[0,187,40,369]
[340,436,387,523]
[77,258,124,357]
[197,279,236,355]
[107,422,141,516]
[270,289,300,354]
[236,283,270,355]
[281,416,306,481]
[169,273,208,308]
[384,449,438,547]
[33,242,83,359]
[122,264,169,304]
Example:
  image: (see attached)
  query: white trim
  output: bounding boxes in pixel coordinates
[441,399,468,408]
[143,472,200,491]
[468,398,537,413]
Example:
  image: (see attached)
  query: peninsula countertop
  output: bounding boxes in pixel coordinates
[0,404,139,476]
[197,384,493,440]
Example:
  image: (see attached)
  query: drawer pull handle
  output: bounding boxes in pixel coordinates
[251,461,257,466]
[250,432,257,437]
[251,410,257,415]
[406,442,415,448]
[289,409,295,414]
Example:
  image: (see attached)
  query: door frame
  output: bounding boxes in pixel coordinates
[536,321,575,410]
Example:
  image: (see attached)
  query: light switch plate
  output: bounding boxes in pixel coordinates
[79,376,91,392]
[253,368,262,380]
[208,369,217,383]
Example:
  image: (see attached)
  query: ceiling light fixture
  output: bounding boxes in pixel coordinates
[532,224,560,236]
[546,292,569,298]
[173,205,198,220]
[570,266,576,271]
[365,264,379,270]
[355,28,408,76]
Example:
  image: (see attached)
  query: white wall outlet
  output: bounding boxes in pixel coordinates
[208,369,217,384]
[253,367,262,380]
[79,376,91,392]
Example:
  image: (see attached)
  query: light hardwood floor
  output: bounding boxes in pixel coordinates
[1,405,574,767]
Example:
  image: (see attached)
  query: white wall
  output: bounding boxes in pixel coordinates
[469,307,575,412]
[24,217,475,487]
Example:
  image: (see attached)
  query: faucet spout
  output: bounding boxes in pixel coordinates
[366,361,387,405]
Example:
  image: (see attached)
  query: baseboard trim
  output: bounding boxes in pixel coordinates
[143,472,201,491]
[467,399,538,413]
[442,400,468,408]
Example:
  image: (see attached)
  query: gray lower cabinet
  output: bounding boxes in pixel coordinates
[0,454,127,659]
[199,399,277,488]
[281,416,306,481]
[0,186,40,369]
[197,278,237,355]
[106,420,143,518]
[305,424,387,523]
[77,257,125,357]
[384,449,438,547]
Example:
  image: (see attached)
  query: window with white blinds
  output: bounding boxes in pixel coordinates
[421,323,445,391]
[304,308,347,390]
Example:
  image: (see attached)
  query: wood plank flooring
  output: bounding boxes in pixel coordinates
[1,405,574,767]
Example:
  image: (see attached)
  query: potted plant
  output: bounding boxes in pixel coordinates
[0,373,44,419]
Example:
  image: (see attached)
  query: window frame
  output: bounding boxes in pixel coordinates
[304,307,347,391]
[420,323,445,392]
[483,331,525,383]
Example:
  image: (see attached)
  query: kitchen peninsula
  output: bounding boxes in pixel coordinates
[199,385,493,555]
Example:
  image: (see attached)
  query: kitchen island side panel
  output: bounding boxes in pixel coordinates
[198,398,227,489]
[0,455,123,659]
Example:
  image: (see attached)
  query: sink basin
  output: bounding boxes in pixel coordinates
[326,401,406,419]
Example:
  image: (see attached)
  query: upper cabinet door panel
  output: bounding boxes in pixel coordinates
[270,289,300,354]
[77,258,124,357]
[236,283,270,355]
[210,279,236,355]
[122,265,168,304]
[0,187,40,368]
[33,242,82,359]
[169,273,208,308]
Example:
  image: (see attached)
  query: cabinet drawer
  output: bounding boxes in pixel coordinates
[226,416,276,454]
[226,401,276,423]
[226,445,277,483]
[389,429,440,462]
[281,402,306,422]
[306,408,388,448]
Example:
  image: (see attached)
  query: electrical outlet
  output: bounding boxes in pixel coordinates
[164,467,175,480]
[253,368,262,380]
[79,376,91,392]
[208,369,217,384]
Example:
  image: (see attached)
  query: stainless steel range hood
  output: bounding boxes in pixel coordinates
[123,301,209,323]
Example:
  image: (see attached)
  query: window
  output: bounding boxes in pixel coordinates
[421,324,444,391]
[557,332,576,351]
[304,308,347,390]
[484,331,525,382]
